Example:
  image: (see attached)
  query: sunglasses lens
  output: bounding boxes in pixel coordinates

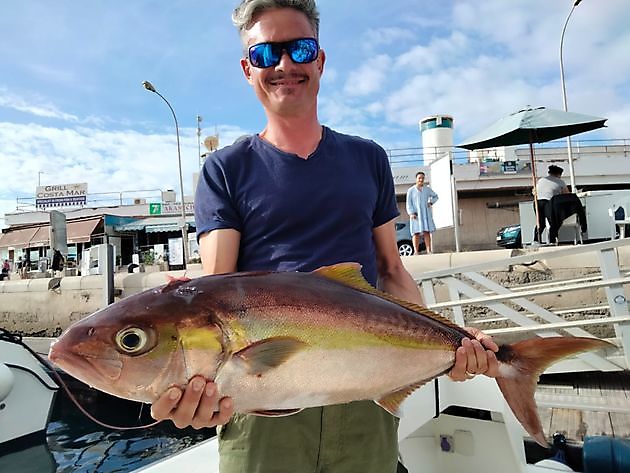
[249,43,279,68]
[288,39,319,64]
[249,38,319,68]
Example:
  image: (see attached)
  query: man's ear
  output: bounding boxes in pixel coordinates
[317,48,326,75]
[241,57,254,85]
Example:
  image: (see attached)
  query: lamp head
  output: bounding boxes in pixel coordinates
[142,81,157,93]
[574,0,582,6]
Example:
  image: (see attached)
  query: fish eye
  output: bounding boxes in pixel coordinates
[115,327,149,354]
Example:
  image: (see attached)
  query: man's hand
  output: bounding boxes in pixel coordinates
[151,376,234,429]
[448,327,499,382]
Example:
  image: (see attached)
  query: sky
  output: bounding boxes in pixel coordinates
[1,0,630,228]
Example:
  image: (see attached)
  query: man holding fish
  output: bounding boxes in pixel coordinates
[48,0,608,467]
[149,1,499,471]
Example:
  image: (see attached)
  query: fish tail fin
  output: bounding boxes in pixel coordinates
[495,337,610,447]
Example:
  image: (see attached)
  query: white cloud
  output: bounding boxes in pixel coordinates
[0,89,79,122]
[343,54,392,97]
[321,66,339,84]
[0,120,251,228]
[361,27,416,50]
[316,0,630,149]
[394,31,470,71]
[1,0,630,199]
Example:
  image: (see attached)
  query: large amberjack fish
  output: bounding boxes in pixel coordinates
[49,263,610,446]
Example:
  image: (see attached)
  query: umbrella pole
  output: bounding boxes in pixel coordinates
[530,137,542,243]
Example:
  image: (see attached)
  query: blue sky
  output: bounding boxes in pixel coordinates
[1,0,629,228]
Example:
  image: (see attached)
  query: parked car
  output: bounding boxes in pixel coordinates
[496,224,522,249]
[395,221,425,256]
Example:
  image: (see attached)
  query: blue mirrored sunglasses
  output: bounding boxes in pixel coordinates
[248,38,319,69]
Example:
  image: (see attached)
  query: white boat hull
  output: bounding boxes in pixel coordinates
[0,339,58,447]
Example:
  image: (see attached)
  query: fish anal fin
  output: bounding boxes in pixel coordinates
[250,408,303,417]
[234,337,308,376]
[376,381,426,417]
[495,336,612,448]
[313,263,463,332]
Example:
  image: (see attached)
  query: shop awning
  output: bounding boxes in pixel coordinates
[114,217,195,233]
[146,222,183,233]
[0,217,102,249]
[0,227,38,249]
[68,218,101,243]
[29,226,50,247]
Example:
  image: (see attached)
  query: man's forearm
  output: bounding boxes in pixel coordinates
[378,264,424,306]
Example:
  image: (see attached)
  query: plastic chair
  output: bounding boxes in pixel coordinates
[608,205,629,239]
[562,213,583,244]
[542,214,583,244]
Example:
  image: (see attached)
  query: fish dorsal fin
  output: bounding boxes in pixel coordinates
[233,337,308,376]
[314,263,375,292]
[313,263,463,331]
[161,275,193,293]
[376,381,427,417]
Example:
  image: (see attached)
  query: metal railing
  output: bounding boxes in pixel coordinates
[413,238,630,372]
[387,137,630,168]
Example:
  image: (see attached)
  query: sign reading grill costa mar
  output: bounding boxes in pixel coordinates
[36,183,88,209]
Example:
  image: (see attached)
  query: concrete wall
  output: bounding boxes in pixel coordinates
[0,265,207,336]
[0,276,104,336]
[1,248,627,338]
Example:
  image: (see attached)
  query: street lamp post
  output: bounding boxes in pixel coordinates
[142,80,189,269]
[197,115,203,169]
[559,0,583,192]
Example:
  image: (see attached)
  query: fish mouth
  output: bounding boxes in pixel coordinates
[49,343,123,388]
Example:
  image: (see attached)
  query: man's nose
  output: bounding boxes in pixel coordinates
[275,49,295,69]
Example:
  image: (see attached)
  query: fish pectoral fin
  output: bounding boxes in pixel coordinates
[234,337,308,375]
[249,408,303,417]
[376,381,427,417]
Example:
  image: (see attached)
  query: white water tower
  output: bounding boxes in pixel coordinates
[420,115,454,165]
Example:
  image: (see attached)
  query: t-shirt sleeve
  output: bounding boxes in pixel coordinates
[194,156,242,241]
[372,145,400,228]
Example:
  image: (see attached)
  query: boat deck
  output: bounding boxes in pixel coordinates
[538,371,630,440]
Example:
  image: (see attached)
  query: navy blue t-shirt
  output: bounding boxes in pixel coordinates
[194,126,398,286]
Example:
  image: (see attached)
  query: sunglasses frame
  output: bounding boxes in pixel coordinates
[247,37,319,69]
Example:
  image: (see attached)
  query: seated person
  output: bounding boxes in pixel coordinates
[534,165,569,242]
[547,193,587,244]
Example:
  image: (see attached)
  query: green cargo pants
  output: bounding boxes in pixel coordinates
[218,400,399,473]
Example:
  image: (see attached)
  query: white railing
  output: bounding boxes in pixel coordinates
[415,238,630,372]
